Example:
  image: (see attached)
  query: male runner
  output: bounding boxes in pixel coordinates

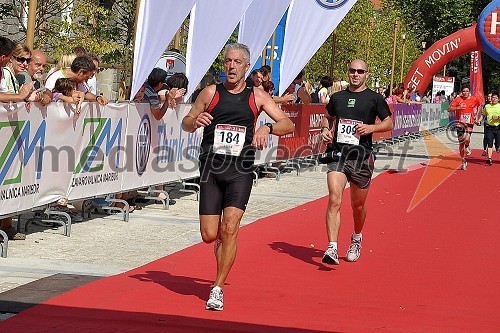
[320,59,393,265]
[448,85,481,170]
[182,43,294,311]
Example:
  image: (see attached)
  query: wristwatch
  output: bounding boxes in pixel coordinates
[264,122,273,134]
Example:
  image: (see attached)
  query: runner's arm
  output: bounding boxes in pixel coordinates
[181,85,216,132]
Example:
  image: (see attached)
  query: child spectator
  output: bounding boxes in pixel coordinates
[52,78,85,113]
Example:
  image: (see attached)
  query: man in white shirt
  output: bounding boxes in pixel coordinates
[44,56,109,105]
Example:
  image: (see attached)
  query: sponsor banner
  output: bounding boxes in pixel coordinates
[254,112,279,165]
[432,76,455,99]
[67,103,127,200]
[122,103,201,190]
[421,103,442,131]
[0,103,48,214]
[392,104,422,137]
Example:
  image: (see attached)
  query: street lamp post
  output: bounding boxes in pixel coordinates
[399,33,406,84]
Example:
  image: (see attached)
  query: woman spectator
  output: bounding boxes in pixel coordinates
[2,44,36,98]
[317,75,333,105]
[262,80,275,96]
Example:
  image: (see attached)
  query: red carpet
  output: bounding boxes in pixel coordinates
[1,150,499,332]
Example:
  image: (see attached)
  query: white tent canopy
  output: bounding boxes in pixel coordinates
[278,0,358,95]
[185,0,254,101]
[131,0,358,101]
[131,0,196,100]
[238,0,292,76]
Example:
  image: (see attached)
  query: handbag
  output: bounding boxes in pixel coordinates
[317,143,341,164]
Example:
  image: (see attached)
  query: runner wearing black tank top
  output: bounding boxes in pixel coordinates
[182,43,294,311]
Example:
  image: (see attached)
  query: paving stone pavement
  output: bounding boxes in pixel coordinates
[0,129,488,300]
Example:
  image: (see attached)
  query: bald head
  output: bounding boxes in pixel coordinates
[350,59,368,71]
[347,59,369,91]
[29,49,47,78]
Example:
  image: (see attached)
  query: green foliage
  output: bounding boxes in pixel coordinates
[305,0,421,90]
[383,0,498,92]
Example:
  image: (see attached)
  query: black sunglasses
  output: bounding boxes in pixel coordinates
[13,56,31,64]
[348,68,367,74]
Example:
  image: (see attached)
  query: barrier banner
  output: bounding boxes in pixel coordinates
[278,104,304,160]
[0,103,51,214]
[254,111,279,165]
[420,103,442,131]
[392,104,422,136]
[121,103,202,190]
[1,101,449,218]
[67,103,127,201]
[440,102,453,126]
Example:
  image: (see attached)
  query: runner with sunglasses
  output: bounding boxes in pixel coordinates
[319,59,393,265]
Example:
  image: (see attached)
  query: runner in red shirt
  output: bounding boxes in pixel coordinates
[448,85,481,170]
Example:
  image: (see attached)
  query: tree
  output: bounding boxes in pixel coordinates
[384,0,498,92]
[306,0,421,91]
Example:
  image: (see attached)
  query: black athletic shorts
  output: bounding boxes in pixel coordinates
[327,154,375,189]
[199,160,254,215]
[456,123,474,140]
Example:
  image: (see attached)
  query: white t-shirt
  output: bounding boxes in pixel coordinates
[44,70,90,93]
[318,87,329,104]
[87,76,97,95]
[0,76,7,92]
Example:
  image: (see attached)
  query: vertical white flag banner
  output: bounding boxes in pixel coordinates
[185,0,254,101]
[238,0,292,74]
[279,0,358,95]
[131,0,196,100]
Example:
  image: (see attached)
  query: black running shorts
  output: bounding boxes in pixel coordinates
[327,155,375,189]
[456,123,474,140]
[199,161,254,215]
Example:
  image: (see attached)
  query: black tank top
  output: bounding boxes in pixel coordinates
[200,83,258,168]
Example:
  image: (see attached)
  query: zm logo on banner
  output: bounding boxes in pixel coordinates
[74,118,123,174]
[0,120,45,185]
[315,0,349,9]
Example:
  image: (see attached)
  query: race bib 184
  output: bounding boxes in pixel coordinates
[213,124,246,156]
[337,118,362,145]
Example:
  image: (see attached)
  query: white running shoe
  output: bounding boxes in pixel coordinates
[206,286,223,311]
[322,246,339,265]
[346,236,362,262]
[466,146,472,156]
[461,159,467,170]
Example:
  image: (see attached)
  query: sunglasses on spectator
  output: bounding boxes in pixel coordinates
[348,68,367,74]
[13,56,31,64]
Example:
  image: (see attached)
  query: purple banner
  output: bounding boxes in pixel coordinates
[392,104,422,137]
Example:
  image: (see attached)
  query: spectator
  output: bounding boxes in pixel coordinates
[86,52,100,95]
[329,77,343,96]
[259,65,272,82]
[160,72,188,108]
[245,69,263,89]
[16,49,52,105]
[1,42,35,102]
[133,84,146,102]
[52,78,85,113]
[262,80,274,96]
[0,37,30,241]
[45,53,77,78]
[293,70,311,104]
[318,75,333,104]
[143,68,185,121]
[44,56,109,106]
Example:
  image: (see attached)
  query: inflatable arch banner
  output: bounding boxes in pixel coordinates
[404,0,500,94]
